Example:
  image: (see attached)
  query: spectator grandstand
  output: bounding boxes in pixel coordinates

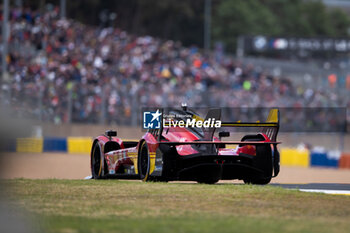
[1,6,349,128]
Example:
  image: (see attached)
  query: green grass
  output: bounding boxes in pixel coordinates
[1,179,350,233]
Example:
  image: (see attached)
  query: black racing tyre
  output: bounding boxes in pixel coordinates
[243,177,271,185]
[149,177,169,182]
[91,142,107,179]
[197,178,220,184]
[241,134,273,185]
[138,141,150,182]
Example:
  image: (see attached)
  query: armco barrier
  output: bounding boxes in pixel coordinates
[5,137,350,170]
[7,137,92,154]
[280,148,310,167]
[67,137,92,154]
[310,151,339,168]
[43,137,67,152]
[16,138,43,153]
[339,154,350,169]
[0,138,16,152]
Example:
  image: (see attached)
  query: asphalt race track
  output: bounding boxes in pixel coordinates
[1,152,350,196]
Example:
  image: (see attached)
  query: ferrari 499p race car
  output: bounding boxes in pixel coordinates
[90,107,280,184]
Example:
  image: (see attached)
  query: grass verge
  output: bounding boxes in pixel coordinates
[1,179,350,233]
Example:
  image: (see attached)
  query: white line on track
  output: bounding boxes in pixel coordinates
[299,189,350,195]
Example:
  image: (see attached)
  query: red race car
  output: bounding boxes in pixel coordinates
[90,107,280,184]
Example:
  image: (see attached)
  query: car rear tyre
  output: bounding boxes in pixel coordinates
[243,177,271,185]
[241,134,273,185]
[197,178,219,184]
[138,141,150,182]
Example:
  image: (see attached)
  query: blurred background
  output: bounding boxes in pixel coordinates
[1,0,350,174]
[1,3,350,233]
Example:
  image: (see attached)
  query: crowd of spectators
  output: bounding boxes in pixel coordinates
[1,6,349,130]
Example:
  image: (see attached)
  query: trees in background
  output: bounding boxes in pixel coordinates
[213,0,350,51]
[25,0,350,51]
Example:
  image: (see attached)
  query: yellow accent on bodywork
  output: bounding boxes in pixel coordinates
[127,152,138,174]
[192,114,204,122]
[149,152,156,174]
[134,157,138,174]
[266,109,279,123]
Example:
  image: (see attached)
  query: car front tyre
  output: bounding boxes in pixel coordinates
[91,142,107,179]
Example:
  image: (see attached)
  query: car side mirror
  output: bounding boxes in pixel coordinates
[219,131,230,138]
[106,130,117,137]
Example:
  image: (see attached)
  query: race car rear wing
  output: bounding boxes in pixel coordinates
[220,108,280,142]
[158,108,280,142]
[158,141,281,145]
